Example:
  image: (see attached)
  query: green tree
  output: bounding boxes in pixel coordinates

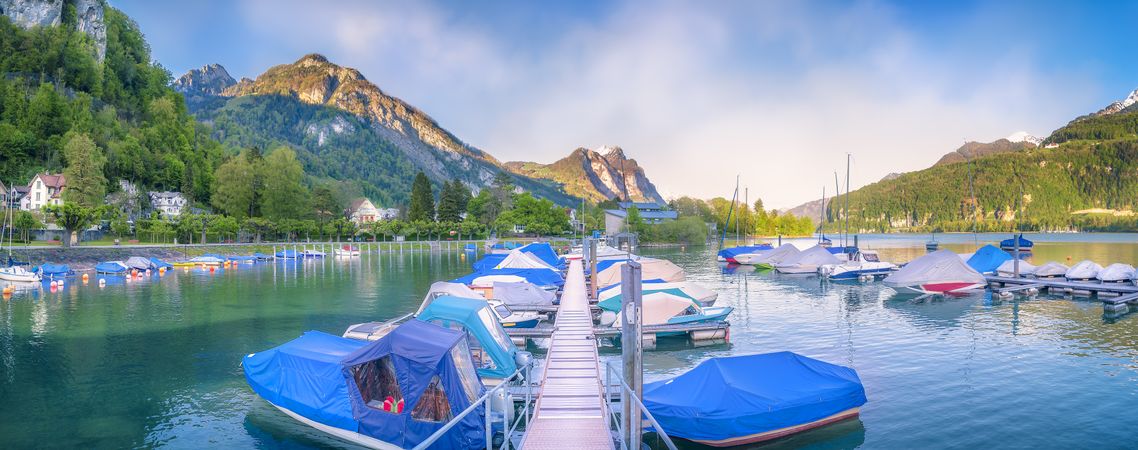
[437,179,467,223]
[242,217,274,243]
[61,132,106,207]
[261,147,309,220]
[13,211,42,243]
[211,153,257,219]
[43,203,101,247]
[624,205,644,233]
[408,172,435,222]
[311,184,343,227]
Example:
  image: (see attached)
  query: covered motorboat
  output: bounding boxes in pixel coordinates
[149,258,174,269]
[1097,263,1135,283]
[244,320,487,449]
[452,268,564,295]
[609,291,732,334]
[517,242,564,268]
[276,249,299,259]
[95,261,129,275]
[416,282,484,315]
[595,259,686,288]
[125,256,155,271]
[1000,234,1034,252]
[717,244,772,263]
[493,249,555,270]
[334,245,360,257]
[32,263,72,280]
[1065,260,1102,281]
[598,280,717,307]
[996,259,1036,278]
[883,250,986,295]
[1034,261,1068,279]
[966,245,1011,274]
[774,245,840,274]
[188,256,224,266]
[748,244,801,270]
[416,296,522,384]
[821,250,896,280]
[644,352,866,447]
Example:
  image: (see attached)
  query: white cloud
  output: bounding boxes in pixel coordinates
[232,0,1100,209]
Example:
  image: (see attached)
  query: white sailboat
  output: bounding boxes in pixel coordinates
[1,199,40,283]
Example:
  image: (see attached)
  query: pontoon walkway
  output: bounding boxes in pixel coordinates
[520,259,613,449]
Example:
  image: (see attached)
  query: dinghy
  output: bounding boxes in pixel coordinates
[883,250,986,295]
[1065,260,1102,281]
[774,245,840,274]
[1033,262,1068,279]
[996,259,1036,278]
[644,352,867,447]
[1097,263,1135,283]
[244,320,487,449]
[748,244,801,270]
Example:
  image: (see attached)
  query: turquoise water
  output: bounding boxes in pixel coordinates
[2,236,1138,448]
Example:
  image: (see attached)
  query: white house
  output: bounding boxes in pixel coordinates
[346,198,380,224]
[149,191,187,217]
[24,173,66,210]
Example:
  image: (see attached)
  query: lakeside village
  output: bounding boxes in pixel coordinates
[1,162,814,251]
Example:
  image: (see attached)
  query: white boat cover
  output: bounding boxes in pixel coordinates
[778,245,841,267]
[494,249,555,270]
[996,260,1036,277]
[470,274,527,288]
[416,281,484,315]
[1097,263,1135,282]
[613,292,697,326]
[1033,262,1069,278]
[884,250,985,288]
[750,244,801,264]
[491,281,556,307]
[1065,260,1102,280]
[598,281,717,304]
[596,259,686,288]
[124,256,154,270]
[594,244,632,260]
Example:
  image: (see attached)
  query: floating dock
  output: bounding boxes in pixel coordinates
[520,259,614,449]
[985,276,1138,311]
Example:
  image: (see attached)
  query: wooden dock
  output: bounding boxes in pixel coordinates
[520,259,614,450]
[505,321,729,339]
[985,276,1138,308]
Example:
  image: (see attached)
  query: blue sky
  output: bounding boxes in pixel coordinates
[114,0,1138,208]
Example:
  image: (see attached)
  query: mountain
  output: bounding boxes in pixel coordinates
[933,136,1037,167]
[1089,88,1138,117]
[781,198,829,225]
[504,145,666,204]
[180,54,580,206]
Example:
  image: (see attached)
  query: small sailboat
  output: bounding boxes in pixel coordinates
[0,265,40,282]
[717,244,773,264]
[644,352,867,447]
[883,250,986,295]
[748,244,800,270]
[244,320,488,449]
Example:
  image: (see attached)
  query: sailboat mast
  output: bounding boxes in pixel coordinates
[819,186,825,243]
[833,172,841,247]
[744,187,748,246]
[845,153,851,249]
[719,176,739,248]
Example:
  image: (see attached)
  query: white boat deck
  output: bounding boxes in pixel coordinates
[520,259,613,450]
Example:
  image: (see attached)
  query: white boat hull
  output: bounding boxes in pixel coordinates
[0,268,41,283]
[775,264,819,274]
[269,402,399,450]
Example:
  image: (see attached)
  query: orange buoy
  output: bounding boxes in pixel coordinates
[209,266,216,274]
[131,269,138,276]
[82,273,90,282]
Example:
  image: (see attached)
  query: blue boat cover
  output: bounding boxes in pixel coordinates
[717,245,772,261]
[827,246,859,255]
[254,253,273,260]
[464,243,477,251]
[597,279,668,293]
[644,352,867,442]
[416,296,517,379]
[95,262,127,274]
[452,268,564,287]
[472,254,507,271]
[227,255,257,262]
[1000,234,1034,248]
[967,244,1011,274]
[276,249,298,258]
[34,263,71,277]
[518,242,564,268]
[244,321,486,449]
[149,258,173,269]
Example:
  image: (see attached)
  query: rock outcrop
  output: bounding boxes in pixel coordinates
[173,63,237,97]
[0,0,105,60]
[506,145,666,204]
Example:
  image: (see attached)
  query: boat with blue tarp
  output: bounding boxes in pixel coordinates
[966,244,1011,274]
[516,242,564,268]
[243,320,487,449]
[717,244,772,263]
[32,263,73,279]
[275,249,299,259]
[95,261,129,275]
[149,258,173,269]
[1000,234,1034,252]
[452,268,564,295]
[416,296,523,384]
[644,352,867,447]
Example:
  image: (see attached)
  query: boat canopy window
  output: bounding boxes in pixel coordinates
[350,356,404,414]
[450,340,481,402]
[410,375,453,423]
[680,305,699,316]
[862,252,879,262]
[427,319,498,371]
[476,308,514,351]
[493,304,512,319]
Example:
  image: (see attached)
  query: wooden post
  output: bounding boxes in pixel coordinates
[1013,234,1020,277]
[620,260,643,449]
[589,239,598,300]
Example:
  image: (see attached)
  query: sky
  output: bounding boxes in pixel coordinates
[114,0,1138,209]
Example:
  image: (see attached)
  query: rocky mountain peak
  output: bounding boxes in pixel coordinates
[1089,87,1138,117]
[173,63,237,96]
[506,146,665,204]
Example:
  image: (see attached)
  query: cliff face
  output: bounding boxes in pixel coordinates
[173,63,236,97]
[506,145,666,204]
[0,0,105,60]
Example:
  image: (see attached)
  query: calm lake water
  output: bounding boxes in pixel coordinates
[2,233,1138,449]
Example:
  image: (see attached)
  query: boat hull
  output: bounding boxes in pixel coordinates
[775,265,818,274]
[0,272,41,282]
[500,318,540,328]
[691,407,861,447]
[891,282,985,295]
[269,402,399,450]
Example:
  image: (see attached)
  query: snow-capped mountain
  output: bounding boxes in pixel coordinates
[1005,131,1043,146]
[1091,88,1138,116]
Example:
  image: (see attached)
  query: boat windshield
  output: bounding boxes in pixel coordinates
[493,304,512,319]
[862,252,880,262]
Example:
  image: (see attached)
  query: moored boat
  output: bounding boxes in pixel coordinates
[1000,234,1034,252]
[717,244,772,263]
[749,244,800,270]
[644,352,867,447]
[609,291,732,334]
[0,265,41,282]
[1065,260,1102,281]
[1097,263,1135,283]
[1033,261,1068,279]
[244,320,488,449]
[965,244,1012,275]
[32,263,72,280]
[598,280,718,307]
[774,245,841,274]
[883,250,986,295]
[996,259,1036,278]
[95,261,130,275]
[594,259,686,288]
[333,245,360,257]
[822,250,897,280]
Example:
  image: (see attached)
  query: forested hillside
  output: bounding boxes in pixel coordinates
[827,110,1138,232]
